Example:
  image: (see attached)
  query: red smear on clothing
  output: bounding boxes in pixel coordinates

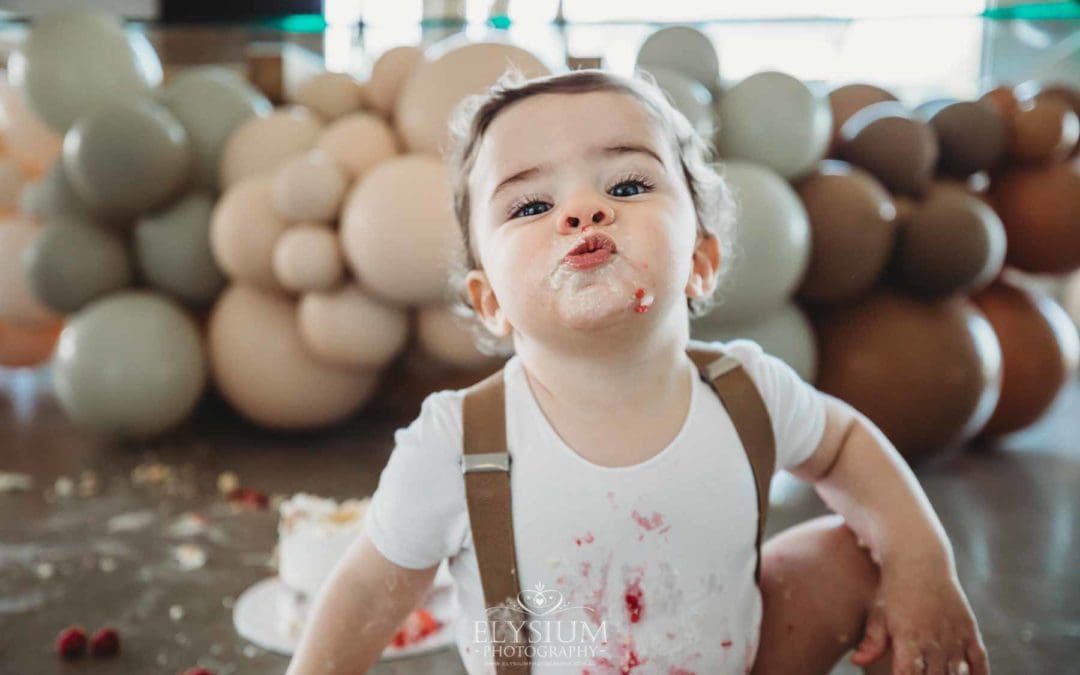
[575,531,596,546]
[390,608,442,648]
[631,510,666,531]
[721,640,733,648]
[621,648,642,674]
[606,491,617,508]
[580,561,592,577]
[624,579,644,623]
[658,525,671,536]
[669,669,696,675]
[583,551,615,627]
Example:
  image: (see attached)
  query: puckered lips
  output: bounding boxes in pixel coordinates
[562,232,618,270]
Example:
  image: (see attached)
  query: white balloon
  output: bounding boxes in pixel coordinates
[692,301,817,382]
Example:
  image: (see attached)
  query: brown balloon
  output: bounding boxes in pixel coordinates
[917,99,1006,176]
[991,160,1080,274]
[814,291,1002,463]
[979,85,1022,123]
[1034,83,1080,156]
[971,274,1080,437]
[839,102,939,196]
[827,83,898,156]
[895,185,1006,296]
[0,318,62,367]
[1008,96,1079,164]
[795,160,898,304]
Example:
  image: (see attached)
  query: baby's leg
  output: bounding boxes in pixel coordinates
[751,513,890,675]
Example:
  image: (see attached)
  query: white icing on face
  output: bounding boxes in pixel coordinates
[544,253,653,328]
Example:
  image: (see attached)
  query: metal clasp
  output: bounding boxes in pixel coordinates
[462,452,511,474]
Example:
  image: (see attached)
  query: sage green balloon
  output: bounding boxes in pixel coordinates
[23,220,132,314]
[62,99,192,221]
[53,291,206,438]
[18,160,94,223]
[159,67,271,191]
[134,193,226,307]
[9,10,161,132]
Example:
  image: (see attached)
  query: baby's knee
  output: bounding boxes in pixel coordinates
[762,515,880,603]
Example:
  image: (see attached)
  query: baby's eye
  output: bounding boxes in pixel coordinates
[609,178,651,198]
[508,176,654,220]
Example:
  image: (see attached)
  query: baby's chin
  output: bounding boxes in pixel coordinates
[546,263,658,331]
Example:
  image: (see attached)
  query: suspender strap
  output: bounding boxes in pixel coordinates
[687,341,777,584]
[461,369,530,675]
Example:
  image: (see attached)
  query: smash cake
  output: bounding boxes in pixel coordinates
[274,493,452,651]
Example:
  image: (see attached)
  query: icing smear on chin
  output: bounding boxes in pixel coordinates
[545,256,654,318]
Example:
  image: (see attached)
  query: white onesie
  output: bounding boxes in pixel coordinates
[364,339,826,674]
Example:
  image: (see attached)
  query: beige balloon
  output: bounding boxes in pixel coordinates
[0,157,27,213]
[272,150,348,222]
[210,174,291,292]
[315,112,400,180]
[0,77,62,176]
[365,46,424,119]
[416,303,508,370]
[291,72,364,121]
[0,219,58,325]
[219,106,322,190]
[395,42,550,156]
[340,154,463,305]
[297,284,409,369]
[208,284,380,430]
[272,223,344,293]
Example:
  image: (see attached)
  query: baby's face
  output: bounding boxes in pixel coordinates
[465,90,715,344]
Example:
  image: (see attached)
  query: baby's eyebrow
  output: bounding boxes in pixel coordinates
[488,142,664,202]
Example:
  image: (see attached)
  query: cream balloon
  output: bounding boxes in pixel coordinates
[53,291,205,438]
[291,72,364,121]
[395,42,550,156]
[315,112,400,180]
[0,158,27,213]
[272,223,344,293]
[365,46,424,119]
[636,25,722,99]
[717,71,832,180]
[0,219,58,325]
[159,66,271,191]
[297,284,409,369]
[417,303,507,370]
[711,160,811,322]
[340,154,463,305]
[219,106,322,190]
[8,10,160,132]
[691,301,817,382]
[210,174,291,291]
[0,76,62,175]
[272,150,348,222]
[208,285,379,430]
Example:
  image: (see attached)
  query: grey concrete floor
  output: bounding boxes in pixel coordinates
[1,366,1077,675]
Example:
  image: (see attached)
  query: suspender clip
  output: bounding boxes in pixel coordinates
[462,452,511,474]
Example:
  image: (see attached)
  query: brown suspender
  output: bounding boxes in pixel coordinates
[460,341,776,675]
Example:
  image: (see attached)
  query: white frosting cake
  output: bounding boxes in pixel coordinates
[277,493,371,638]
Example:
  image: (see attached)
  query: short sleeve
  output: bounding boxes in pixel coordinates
[715,339,827,472]
[364,390,470,569]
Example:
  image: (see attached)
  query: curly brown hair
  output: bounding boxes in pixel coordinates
[442,66,736,355]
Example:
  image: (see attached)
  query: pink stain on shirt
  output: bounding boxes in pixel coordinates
[575,531,596,546]
[624,578,644,623]
[631,510,666,531]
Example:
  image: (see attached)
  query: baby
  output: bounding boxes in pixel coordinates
[285,68,988,675]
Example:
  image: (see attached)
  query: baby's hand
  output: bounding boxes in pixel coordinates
[850,560,989,675]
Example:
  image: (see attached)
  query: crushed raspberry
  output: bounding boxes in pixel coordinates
[634,288,645,300]
[56,626,87,659]
[90,627,120,657]
[621,648,642,674]
[227,487,268,509]
[624,580,644,623]
[390,608,442,648]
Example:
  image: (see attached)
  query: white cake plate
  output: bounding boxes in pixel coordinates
[233,560,457,660]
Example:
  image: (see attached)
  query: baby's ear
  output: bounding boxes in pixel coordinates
[465,269,512,337]
[685,229,722,300]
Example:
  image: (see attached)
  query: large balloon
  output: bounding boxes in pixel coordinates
[916,99,1006,177]
[814,292,1002,462]
[53,292,205,437]
[639,66,716,141]
[159,66,271,191]
[134,193,226,307]
[62,99,192,220]
[839,102,939,196]
[364,46,424,120]
[691,301,817,382]
[717,71,831,180]
[315,112,400,180]
[219,107,321,190]
[395,42,550,156]
[8,10,161,132]
[971,276,1080,438]
[826,83,898,156]
[207,285,380,429]
[709,160,810,323]
[991,160,1080,275]
[416,303,508,371]
[795,160,897,304]
[894,185,1006,297]
[297,285,409,369]
[636,26,721,99]
[340,154,463,306]
[23,220,132,314]
[0,219,58,325]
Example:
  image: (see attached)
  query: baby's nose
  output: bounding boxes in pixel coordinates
[563,203,615,230]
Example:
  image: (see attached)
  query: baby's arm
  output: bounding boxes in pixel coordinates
[285,532,440,675]
[789,393,989,674]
